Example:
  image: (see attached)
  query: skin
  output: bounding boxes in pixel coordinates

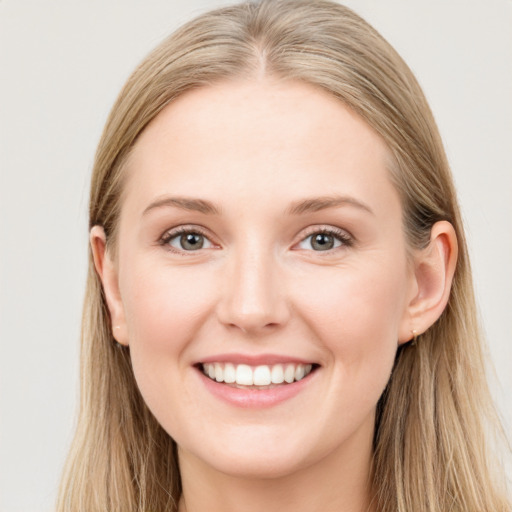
[91,78,457,512]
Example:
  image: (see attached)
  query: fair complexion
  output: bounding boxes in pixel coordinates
[91,79,457,512]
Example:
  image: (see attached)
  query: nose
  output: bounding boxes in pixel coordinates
[216,244,290,335]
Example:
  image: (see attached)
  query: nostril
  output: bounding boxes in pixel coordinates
[215,274,291,333]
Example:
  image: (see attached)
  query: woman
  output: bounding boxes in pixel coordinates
[56,1,510,511]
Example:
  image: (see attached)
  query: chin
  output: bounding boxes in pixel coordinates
[207,451,310,480]
[178,427,330,481]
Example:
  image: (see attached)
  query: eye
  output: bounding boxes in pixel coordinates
[160,227,214,252]
[297,228,352,252]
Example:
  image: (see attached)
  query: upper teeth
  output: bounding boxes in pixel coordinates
[202,362,314,386]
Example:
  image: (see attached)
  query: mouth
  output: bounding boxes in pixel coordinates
[197,362,319,389]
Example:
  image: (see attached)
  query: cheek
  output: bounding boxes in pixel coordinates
[293,259,408,389]
[298,259,407,337]
[117,260,220,408]
[120,260,218,352]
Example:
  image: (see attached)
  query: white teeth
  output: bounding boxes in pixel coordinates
[253,365,271,385]
[236,364,253,385]
[224,363,236,383]
[271,364,284,384]
[201,362,315,387]
[214,363,223,382]
[284,364,295,383]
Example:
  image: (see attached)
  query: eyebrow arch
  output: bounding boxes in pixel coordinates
[142,196,221,216]
[286,195,374,216]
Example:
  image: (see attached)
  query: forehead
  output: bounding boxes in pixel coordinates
[123,78,399,218]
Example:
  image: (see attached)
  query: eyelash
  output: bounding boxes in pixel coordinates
[159,226,212,255]
[158,225,354,255]
[299,226,354,252]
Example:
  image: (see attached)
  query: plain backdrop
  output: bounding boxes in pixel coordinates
[1,1,511,510]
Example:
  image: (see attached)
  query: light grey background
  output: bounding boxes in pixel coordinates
[1,1,510,510]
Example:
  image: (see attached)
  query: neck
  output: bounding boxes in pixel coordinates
[177,424,375,512]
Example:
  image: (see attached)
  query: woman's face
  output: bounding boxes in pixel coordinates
[104,79,418,478]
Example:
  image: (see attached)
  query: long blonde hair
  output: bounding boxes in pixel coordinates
[57,1,510,510]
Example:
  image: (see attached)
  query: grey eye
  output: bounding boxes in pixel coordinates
[297,231,345,251]
[181,233,204,250]
[168,232,213,251]
[310,233,336,251]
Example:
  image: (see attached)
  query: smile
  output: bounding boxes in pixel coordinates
[201,362,315,387]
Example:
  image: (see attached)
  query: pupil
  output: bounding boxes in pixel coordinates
[181,233,203,250]
[312,233,334,251]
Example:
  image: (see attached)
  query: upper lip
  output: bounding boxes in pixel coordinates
[197,353,318,366]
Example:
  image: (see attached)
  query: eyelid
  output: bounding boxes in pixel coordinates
[159,224,218,254]
[294,225,354,252]
[157,224,354,254]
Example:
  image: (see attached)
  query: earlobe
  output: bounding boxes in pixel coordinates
[398,221,458,344]
[89,226,129,346]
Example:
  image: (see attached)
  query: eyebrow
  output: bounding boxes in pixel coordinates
[142,194,374,217]
[142,196,222,216]
[285,195,374,216]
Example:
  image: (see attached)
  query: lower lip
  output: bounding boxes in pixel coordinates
[196,368,317,408]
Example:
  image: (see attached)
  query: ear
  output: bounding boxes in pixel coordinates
[398,220,458,344]
[90,226,129,346]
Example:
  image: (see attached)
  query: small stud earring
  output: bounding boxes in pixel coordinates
[112,326,125,348]
[410,329,418,346]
